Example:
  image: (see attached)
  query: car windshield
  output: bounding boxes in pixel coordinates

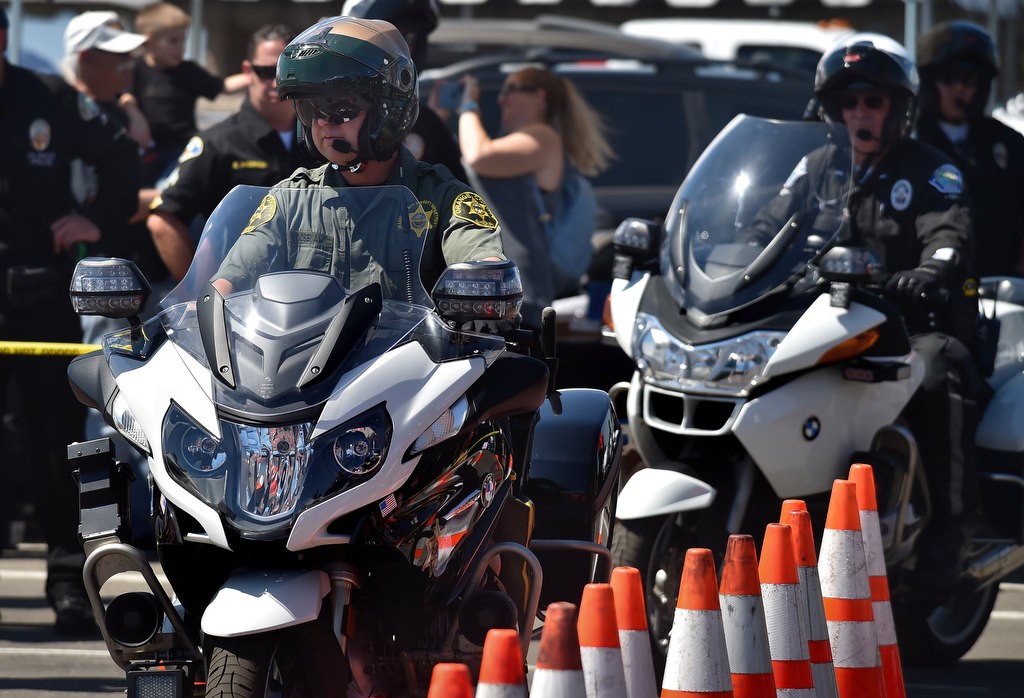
[661,115,856,323]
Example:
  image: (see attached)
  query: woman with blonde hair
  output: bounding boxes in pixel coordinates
[457,67,614,327]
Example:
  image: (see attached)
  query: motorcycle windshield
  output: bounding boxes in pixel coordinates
[662,115,856,322]
[129,185,503,417]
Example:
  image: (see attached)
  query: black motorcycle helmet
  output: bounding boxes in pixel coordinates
[917,21,997,120]
[341,0,439,66]
[815,33,919,147]
[277,16,419,162]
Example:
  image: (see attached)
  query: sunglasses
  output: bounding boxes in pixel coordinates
[294,96,368,126]
[499,83,539,98]
[936,69,979,88]
[249,64,277,81]
[838,93,888,111]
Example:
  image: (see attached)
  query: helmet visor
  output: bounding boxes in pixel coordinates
[294,95,373,127]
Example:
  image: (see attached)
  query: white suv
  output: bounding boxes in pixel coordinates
[621,17,855,75]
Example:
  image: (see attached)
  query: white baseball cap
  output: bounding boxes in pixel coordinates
[65,11,147,56]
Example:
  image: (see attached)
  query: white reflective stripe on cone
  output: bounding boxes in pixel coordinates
[719,593,773,675]
[661,608,732,693]
[818,529,872,600]
[580,646,627,697]
[531,669,587,698]
[825,620,881,668]
[761,583,810,661]
[618,629,659,698]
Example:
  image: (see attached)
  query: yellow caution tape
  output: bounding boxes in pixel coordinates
[0,341,102,356]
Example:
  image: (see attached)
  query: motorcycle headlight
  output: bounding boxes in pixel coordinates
[633,313,785,395]
[162,404,393,528]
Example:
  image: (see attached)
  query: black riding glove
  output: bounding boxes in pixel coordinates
[886,267,941,300]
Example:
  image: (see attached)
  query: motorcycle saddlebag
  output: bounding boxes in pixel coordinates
[526,388,622,607]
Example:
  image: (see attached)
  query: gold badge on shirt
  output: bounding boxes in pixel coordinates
[452,192,498,230]
[242,194,277,234]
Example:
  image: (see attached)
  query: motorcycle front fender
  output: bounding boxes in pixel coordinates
[616,467,716,520]
[201,569,331,638]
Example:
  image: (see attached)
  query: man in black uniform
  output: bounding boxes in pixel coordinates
[916,21,1024,278]
[753,33,979,590]
[147,24,319,280]
[804,34,979,591]
[1,5,140,634]
[341,0,467,182]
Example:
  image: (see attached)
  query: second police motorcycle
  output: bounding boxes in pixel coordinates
[608,114,1024,669]
[65,184,620,697]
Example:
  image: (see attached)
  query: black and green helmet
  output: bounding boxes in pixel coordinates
[277,16,418,161]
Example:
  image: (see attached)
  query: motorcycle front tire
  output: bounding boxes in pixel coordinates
[610,514,689,683]
[894,582,998,666]
[205,622,346,698]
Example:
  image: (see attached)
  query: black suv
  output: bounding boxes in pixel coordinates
[422,15,815,230]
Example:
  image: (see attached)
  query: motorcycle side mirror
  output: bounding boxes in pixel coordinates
[612,217,661,279]
[431,259,523,324]
[69,257,151,320]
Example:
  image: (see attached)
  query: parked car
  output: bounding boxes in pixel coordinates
[421,15,813,390]
[620,17,855,75]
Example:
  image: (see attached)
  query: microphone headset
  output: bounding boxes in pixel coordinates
[331,139,366,173]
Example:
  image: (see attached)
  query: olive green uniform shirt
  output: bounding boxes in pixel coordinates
[216,146,505,296]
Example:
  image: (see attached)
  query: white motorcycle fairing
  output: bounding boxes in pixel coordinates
[201,569,331,637]
[616,467,716,519]
[610,274,649,357]
[289,341,485,550]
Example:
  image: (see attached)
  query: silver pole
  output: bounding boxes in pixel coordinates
[904,0,919,58]
[7,0,24,65]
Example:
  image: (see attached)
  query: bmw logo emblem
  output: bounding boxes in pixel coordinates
[802,417,821,441]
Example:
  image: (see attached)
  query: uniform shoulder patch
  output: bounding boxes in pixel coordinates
[179,136,204,164]
[928,163,963,195]
[452,191,498,229]
[241,194,278,234]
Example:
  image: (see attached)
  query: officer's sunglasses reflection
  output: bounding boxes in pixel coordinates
[295,97,366,125]
[249,64,277,81]
[838,92,888,111]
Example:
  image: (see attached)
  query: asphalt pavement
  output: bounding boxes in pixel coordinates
[2,544,1023,697]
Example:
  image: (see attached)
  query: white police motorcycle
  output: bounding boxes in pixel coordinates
[608,114,1024,670]
[67,185,619,697]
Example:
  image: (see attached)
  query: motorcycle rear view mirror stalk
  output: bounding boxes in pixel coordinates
[69,258,152,341]
[817,245,886,309]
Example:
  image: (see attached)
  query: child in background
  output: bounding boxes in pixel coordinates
[123,2,247,184]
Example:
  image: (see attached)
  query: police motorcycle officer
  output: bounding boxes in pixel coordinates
[210,15,502,299]
[811,34,981,592]
[916,20,1024,279]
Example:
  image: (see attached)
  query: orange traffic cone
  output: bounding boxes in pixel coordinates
[718,535,775,698]
[850,463,906,698]
[611,567,659,698]
[578,583,628,697]
[661,548,733,697]
[427,663,474,698]
[477,628,526,698]
[778,499,807,525]
[532,602,586,698]
[759,523,815,697]
[785,507,839,698]
[819,479,884,698]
